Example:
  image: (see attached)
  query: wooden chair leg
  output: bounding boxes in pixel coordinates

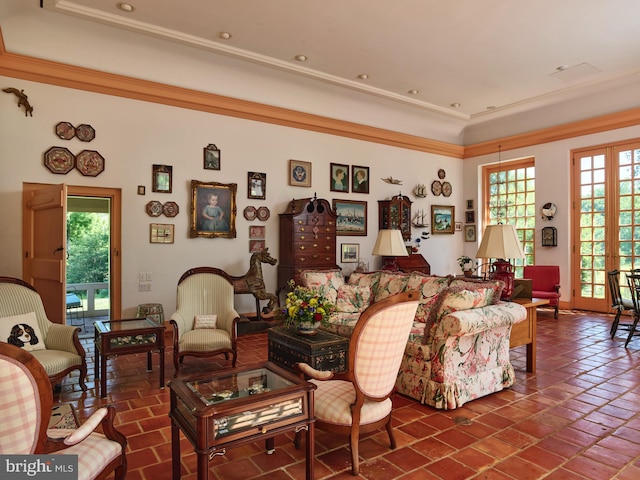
[350,428,360,476]
[611,310,622,338]
[624,313,640,348]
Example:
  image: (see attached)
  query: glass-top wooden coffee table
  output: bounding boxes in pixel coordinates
[168,361,316,480]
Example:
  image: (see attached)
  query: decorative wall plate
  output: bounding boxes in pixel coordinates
[438,168,446,179]
[442,181,452,197]
[44,147,75,174]
[55,122,75,140]
[76,124,96,142]
[76,150,105,176]
[430,180,442,196]
[243,206,257,221]
[146,201,163,217]
[163,201,179,217]
[257,206,271,221]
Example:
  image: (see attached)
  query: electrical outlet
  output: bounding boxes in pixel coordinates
[139,282,151,292]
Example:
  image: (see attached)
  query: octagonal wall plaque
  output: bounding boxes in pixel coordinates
[76,124,96,142]
[76,149,105,176]
[44,146,75,174]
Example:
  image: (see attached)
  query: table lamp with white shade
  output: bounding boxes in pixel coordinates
[372,229,408,271]
[475,223,525,300]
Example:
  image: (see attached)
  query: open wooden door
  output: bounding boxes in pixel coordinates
[22,183,67,324]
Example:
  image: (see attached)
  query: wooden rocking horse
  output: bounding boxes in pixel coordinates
[230,248,279,320]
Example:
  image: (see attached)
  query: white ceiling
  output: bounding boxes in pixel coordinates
[31,0,640,140]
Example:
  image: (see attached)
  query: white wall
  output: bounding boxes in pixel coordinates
[0,76,463,318]
[463,124,640,304]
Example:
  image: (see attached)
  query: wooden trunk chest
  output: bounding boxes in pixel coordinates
[268,326,349,373]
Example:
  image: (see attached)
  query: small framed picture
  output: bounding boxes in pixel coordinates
[248,172,266,200]
[455,222,462,231]
[341,243,360,263]
[431,205,455,234]
[330,163,349,192]
[464,224,477,242]
[466,199,474,210]
[351,165,370,194]
[465,210,475,224]
[152,164,172,193]
[150,223,174,244]
[137,185,145,195]
[249,239,266,252]
[289,159,312,187]
[249,225,265,239]
[204,144,221,170]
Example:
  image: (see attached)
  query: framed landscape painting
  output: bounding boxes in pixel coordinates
[333,199,367,236]
[431,205,455,234]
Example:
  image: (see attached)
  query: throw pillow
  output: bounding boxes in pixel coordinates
[299,269,345,304]
[0,311,46,351]
[347,271,382,298]
[450,278,505,304]
[336,285,372,313]
[194,314,217,329]
[374,272,410,302]
[406,273,452,323]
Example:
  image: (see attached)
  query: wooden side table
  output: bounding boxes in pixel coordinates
[94,317,166,398]
[510,298,549,373]
[168,362,316,480]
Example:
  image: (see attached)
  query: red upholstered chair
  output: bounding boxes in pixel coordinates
[523,265,561,318]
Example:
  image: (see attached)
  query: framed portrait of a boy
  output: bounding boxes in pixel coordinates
[189,180,237,238]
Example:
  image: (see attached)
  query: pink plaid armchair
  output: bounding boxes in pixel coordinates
[0,342,127,479]
[296,291,419,475]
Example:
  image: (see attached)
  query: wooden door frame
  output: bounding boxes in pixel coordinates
[22,183,122,320]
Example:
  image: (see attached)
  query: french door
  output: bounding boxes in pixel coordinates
[573,139,640,312]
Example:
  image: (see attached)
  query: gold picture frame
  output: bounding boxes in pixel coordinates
[289,159,312,187]
[189,180,237,238]
[431,205,455,234]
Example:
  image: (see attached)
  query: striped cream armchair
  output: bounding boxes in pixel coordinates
[0,277,87,390]
[170,267,240,375]
[296,290,419,475]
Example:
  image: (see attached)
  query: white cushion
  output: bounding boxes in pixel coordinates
[194,314,217,329]
[0,312,45,351]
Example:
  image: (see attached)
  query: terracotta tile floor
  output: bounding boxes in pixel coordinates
[55,308,640,479]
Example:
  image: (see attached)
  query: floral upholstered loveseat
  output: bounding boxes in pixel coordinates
[300,269,526,410]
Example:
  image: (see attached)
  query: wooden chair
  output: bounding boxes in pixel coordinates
[295,291,419,475]
[522,265,561,318]
[0,277,87,390]
[0,342,127,479]
[624,273,640,347]
[607,270,636,338]
[170,267,240,375]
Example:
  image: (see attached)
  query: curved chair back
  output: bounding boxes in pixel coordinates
[350,291,419,399]
[0,342,53,454]
[0,278,53,339]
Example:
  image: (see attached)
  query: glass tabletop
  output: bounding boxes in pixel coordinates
[95,317,160,333]
[187,367,294,406]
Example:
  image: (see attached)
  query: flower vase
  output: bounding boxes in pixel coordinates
[297,321,321,335]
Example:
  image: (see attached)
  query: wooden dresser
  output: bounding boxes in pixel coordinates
[382,253,431,274]
[278,197,338,292]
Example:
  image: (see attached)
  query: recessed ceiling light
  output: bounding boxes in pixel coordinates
[408,89,419,95]
[295,55,307,62]
[450,102,461,108]
[486,105,496,110]
[116,2,135,12]
[219,32,231,40]
[357,74,369,80]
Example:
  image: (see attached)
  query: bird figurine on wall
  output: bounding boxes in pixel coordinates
[381,176,402,185]
[2,87,34,116]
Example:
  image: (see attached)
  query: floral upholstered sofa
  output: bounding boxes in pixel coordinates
[300,269,526,409]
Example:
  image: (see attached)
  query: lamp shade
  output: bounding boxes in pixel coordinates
[372,229,408,257]
[475,224,525,260]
